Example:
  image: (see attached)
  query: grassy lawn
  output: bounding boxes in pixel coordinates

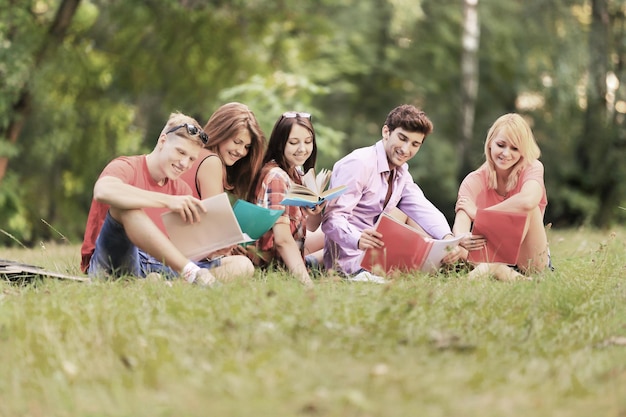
[1,226,625,417]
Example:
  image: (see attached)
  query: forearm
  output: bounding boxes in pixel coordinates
[321,214,360,250]
[272,223,312,285]
[306,212,322,231]
[488,181,543,213]
[452,211,472,235]
[94,177,171,210]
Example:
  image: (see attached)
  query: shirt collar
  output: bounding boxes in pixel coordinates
[375,139,408,176]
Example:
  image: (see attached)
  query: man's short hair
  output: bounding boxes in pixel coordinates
[384,104,433,138]
[161,112,206,145]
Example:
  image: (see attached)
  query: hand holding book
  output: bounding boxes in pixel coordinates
[360,213,465,275]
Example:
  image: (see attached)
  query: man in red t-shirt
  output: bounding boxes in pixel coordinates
[80,112,243,285]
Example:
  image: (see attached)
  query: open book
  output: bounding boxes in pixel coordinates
[1,259,88,283]
[232,199,284,240]
[280,168,347,208]
[162,193,255,262]
[360,213,465,275]
[467,209,527,265]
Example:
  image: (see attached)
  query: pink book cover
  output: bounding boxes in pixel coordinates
[468,209,527,265]
[360,213,433,274]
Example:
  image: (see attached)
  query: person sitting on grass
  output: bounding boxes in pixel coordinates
[248,112,325,288]
[180,102,266,260]
[80,112,254,286]
[180,102,265,202]
[322,104,463,283]
[453,113,551,281]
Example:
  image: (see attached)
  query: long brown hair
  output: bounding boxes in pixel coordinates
[250,113,317,199]
[203,102,265,199]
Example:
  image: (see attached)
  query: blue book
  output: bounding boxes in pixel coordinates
[232,199,284,240]
[279,168,347,208]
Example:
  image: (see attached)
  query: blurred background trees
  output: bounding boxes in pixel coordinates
[1,0,625,246]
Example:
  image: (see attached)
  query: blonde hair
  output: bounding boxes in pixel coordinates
[483,113,541,192]
[160,112,205,146]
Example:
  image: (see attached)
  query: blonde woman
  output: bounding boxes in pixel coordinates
[453,113,551,281]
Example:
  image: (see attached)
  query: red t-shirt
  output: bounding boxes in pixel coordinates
[79,155,192,272]
[458,159,547,215]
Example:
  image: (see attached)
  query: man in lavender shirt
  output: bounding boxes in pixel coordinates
[322,104,462,281]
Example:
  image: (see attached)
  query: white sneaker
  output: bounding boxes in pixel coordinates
[347,270,387,284]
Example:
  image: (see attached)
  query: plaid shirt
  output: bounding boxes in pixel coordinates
[254,161,306,265]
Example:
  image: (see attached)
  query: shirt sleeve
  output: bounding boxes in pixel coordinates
[261,168,293,224]
[397,181,452,240]
[100,157,136,183]
[458,170,485,202]
[520,160,545,188]
[322,156,371,250]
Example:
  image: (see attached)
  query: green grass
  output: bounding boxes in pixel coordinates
[1,227,625,417]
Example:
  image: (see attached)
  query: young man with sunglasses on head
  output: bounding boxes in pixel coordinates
[322,104,463,282]
[80,112,254,285]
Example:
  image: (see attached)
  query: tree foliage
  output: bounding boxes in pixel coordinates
[1,0,625,246]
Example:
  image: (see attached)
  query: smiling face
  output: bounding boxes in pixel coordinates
[283,124,314,169]
[382,126,425,169]
[155,134,201,182]
[217,128,252,166]
[488,133,522,173]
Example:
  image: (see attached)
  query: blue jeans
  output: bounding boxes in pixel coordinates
[88,212,221,279]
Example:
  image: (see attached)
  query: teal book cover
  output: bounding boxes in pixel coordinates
[232,200,284,240]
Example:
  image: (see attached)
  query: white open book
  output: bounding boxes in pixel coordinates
[161,193,252,262]
[279,168,347,208]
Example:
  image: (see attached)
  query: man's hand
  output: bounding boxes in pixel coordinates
[358,228,384,250]
[168,195,206,223]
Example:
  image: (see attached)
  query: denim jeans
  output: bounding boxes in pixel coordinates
[89,212,221,279]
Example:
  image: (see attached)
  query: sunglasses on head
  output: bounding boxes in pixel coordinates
[281,111,312,121]
[166,123,208,144]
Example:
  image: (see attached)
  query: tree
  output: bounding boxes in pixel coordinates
[0,0,81,183]
[458,0,480,179]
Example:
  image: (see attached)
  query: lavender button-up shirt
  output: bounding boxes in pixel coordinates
[322,140,452,274]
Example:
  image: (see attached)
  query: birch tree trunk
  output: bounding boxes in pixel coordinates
[458,0,480,179]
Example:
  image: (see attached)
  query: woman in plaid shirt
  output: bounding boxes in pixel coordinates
[250,112,323,288]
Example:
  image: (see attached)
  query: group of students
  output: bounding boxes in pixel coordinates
[79,103,551,287]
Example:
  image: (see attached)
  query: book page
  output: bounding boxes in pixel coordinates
[162,193,251,261]
[421,235,465,273]
[301,168,332,196]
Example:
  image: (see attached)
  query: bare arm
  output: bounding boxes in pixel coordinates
[94,176,205,223]
[488,180,543,213]
[196,156,226,199]
[272,221,313,287]
[304,203,325,231]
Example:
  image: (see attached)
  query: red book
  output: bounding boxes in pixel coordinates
[360,213,464,275]
[467,209,528,265]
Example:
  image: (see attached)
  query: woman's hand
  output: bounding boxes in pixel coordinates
[455,196,478,220]
[459,234,487,252]
[304,202,325,216]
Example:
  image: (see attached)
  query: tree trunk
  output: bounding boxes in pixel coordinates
[0,0,82,183]
[579,0,617,227]
[458,0,480,180]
